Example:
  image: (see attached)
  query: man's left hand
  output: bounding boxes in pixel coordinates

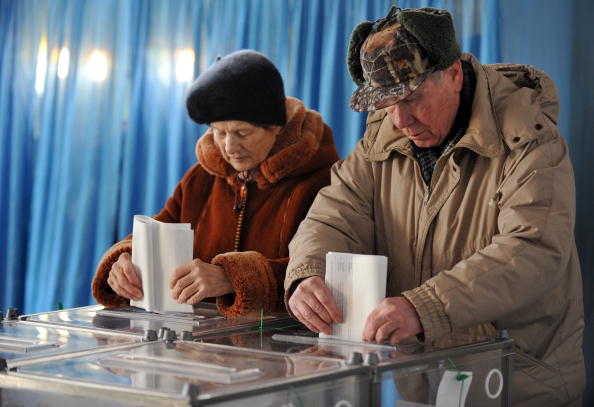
[362,296,423,345]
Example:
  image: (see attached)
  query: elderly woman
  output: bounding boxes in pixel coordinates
[91,50,339,317]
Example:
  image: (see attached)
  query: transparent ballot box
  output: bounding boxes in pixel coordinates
[7,339,371,406]
[0,319,139,369]
[20,304,294,340]
[375,335,514,407]
[0,374,153,407]
[201,328,514,407]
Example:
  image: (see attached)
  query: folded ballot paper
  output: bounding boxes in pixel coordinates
[130,215,194,314]
[320,252,388,342]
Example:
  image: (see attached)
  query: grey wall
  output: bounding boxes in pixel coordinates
[500,0,594,404]
[570,1,594,404]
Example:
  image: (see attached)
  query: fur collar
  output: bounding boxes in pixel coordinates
[196,97,327,189]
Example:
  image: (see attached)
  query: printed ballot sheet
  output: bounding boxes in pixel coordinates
[321,252,388,342]
[131,215,194,314]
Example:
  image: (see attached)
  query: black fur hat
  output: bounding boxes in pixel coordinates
[186,50,286,126]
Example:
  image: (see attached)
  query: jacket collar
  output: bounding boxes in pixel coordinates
[196,97,335,189]
[364,53,559,162]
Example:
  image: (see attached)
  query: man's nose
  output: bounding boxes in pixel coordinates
[386,103,414,129]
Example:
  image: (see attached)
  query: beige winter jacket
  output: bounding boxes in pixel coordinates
[285,53,585,406]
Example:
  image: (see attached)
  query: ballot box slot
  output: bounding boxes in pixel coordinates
[96,309,218,325]
[271,333,397,351]
[98,353,263,383]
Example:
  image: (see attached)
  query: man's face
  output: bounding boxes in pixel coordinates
[381,61,463,148]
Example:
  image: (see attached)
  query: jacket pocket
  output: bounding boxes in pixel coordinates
[513,347,569,403]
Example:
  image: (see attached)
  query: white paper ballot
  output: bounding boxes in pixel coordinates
[436,370,473,407]
[130,215,194,314]
[321,252,387,342]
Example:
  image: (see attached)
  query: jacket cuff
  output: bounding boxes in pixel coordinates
[91,240,132,308]
[212,251,277,318]
[403,284,452,341]
[283,263,325,318]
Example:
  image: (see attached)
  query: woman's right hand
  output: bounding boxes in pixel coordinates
[107,252,143,301]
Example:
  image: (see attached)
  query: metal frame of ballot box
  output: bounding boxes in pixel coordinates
[199,327,515,407]
[19,304,295,340]
[4,337,372,407]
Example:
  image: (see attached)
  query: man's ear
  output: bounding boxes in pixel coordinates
[448,60,463,92]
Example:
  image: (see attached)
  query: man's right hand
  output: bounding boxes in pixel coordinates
[288,276,342,335]
[107,252,143,301]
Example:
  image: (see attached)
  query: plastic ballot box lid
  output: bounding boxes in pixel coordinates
[20,304,293,339]
[0,319,138,370]
[9,339,366,406]
[201,326,513,364]
[201,327,403,364]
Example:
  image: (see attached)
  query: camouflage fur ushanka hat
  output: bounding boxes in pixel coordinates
[347,7,461,112]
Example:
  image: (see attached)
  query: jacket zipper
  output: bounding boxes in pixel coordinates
[416,180,432,283]
[423,184,431,204]
[233,182,248,252]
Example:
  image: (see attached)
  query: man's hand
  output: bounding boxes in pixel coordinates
[169,259,234,304]
[363,296,422,345]
[288,276,342,335]
[107,252,143,301]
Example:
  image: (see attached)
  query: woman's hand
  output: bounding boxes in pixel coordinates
[107,252,143,301]
[169,259,234,304]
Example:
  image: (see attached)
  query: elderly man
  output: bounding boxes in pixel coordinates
[285,7,585,406]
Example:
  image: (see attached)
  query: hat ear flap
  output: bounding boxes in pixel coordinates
[347,21,373,86]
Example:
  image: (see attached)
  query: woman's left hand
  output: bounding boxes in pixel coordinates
[169,259,234,304]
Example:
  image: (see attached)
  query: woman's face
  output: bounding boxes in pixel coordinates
[211,121,281,171]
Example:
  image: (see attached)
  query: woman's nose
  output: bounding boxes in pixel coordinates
[224,135,240,154]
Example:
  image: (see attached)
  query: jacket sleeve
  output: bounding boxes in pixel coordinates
[403,131,578,340]
[285,140,377,309]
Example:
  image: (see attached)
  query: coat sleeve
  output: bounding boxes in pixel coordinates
[91,239,133,307]
[212,252,285,317]
[284,141,377,309]
[403,131,578,340]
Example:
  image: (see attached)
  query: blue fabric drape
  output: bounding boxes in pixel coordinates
[1,0,500,314]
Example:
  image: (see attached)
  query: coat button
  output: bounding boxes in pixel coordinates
[513,137,520,143]
[535,123,543,130]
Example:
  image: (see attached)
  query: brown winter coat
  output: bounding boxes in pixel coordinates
[92,97,339,317]
[285,54,585,406]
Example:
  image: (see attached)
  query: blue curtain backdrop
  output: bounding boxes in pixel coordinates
[0,0,501,315]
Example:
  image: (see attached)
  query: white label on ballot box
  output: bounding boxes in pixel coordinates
[436,370,473,407]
